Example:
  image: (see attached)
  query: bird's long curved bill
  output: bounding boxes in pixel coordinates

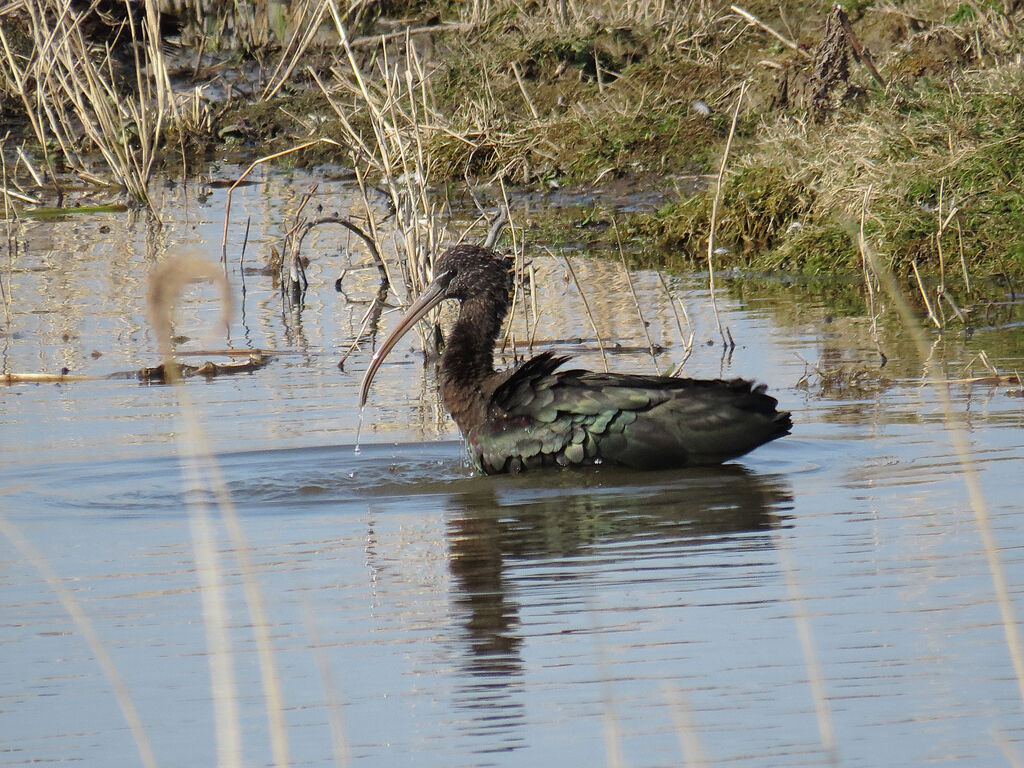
[358,276,450,407]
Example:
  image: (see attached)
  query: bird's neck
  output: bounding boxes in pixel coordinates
[439,294,506,434]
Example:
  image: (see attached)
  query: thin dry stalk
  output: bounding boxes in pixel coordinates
[707,81,746,348]
[0,185,39,205]
[858,186,887,365]
[912,260,942,329]
[612,218,659,372]
[324,11,450,351]
[0,0,176,202]
[261,0,331,102]
[303,601,351,768]
[220,138,342,263]
[510,61,540,121]
[148,253,291,768]
[934,178,966,324]
[549,248,609,373]
[657,270,696,375]
[956,220,971,295]
[490,188,527,358]
[859,230,1024,711]
[0,517,160,768]
[937,178,948,292]
[772,527,840,766]
[1,144,14,332]
[995,731,1024,768]
[731,5,812,60]
[15,145,44,189]
[662,684,708,768]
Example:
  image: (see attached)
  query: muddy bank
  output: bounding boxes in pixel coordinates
[2,1,1023,285]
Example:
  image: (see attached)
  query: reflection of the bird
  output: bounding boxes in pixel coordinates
[443,465,793,753]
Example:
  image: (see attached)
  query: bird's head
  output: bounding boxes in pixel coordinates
[358,244,513,407]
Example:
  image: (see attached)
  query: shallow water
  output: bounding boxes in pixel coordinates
[2,169,1023,767]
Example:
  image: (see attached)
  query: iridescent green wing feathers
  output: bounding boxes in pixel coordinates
[467,352,791,474]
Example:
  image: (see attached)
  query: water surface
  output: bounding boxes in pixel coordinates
[2,169,1022,767]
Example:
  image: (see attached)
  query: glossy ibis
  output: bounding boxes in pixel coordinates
[359,244,791,474]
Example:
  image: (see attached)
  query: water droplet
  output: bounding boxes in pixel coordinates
[354,404,365,453]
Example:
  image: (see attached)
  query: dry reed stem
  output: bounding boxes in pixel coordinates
[706,81,746,348]
[0,18,57,185]
[859,222,1024,711]
[2,371,94,383]
[549,247,609,373]
[1,144,14,332]
[220,137,342,263]
[956,220,971,295]
[302,601,351,768]
[612,218,659,372]
[587,599,625,768]
[772,526,840,766]
[912,260,942,329]
[662,684,709,768]
[261,0,331,102]
[0,0,176,202]
[731,5,812,60]
[324,9,453,350]
[656,270,696,376]
[148,253,291,768]
[0,185,38,204]
[858,186,887,365]
[0,516,160,768]
[511,61,540,121]
[995,729,1024,768]
[348,21,471,47]
[148,253,241,767]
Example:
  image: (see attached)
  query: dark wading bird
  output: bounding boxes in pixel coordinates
[359,244,791,475]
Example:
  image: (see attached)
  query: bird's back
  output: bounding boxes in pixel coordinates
[467,353,791,474]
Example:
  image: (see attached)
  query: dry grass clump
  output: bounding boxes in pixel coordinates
[414,0,738,183]
[0,0,177,203]
[3,0,1022,286]
[752,63,1024,278]
[627,0,1024,284]
[313,13,456,353]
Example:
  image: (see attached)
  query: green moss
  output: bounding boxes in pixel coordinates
[634,166,814,266]
[770,224,860,273]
